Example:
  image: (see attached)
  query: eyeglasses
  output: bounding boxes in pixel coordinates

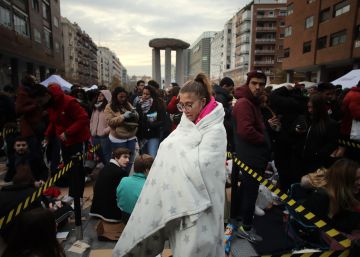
[177,102,194,112]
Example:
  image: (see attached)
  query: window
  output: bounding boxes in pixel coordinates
[305,16,314,28]
[320,8,331,22]
[31,0,39,11]
[279,10,287,16]
[279,33,284,38]
[53,17,59,28]
[0,5,11,27]
[44,28,52,48]
[334,1,350,17]
[303,41,311,53]
[34,28,41,43]
[14,14,28,36]
[287,3,294,15]
[317,36,327,49]
[285,26,292,37]
[330,30,346,46]
[280,21,285,27]
[278,45,283,50]
[284,48,290,58]
[42,1,50,20]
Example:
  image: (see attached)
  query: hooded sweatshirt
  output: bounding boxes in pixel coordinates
[45,84,90,146]
[232,85,271,169]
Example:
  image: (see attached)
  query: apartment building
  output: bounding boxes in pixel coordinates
[283,0,360,82]
[0,0,63,88]
[62,17,98,86]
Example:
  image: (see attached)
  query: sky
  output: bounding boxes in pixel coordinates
[61,0,248,76]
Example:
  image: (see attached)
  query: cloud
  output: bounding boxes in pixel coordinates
[60,0,248,76]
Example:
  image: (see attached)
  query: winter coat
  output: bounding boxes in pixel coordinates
[232,85,271,170]
[90,90,111,137]
[90,161,127,222]
[15,86,44,137]
[104,103,139,140]
[341,87,360,138]
[302,119,339,173]
[45,84,90,146]
[136,100,166,139]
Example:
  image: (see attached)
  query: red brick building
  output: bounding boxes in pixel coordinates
[0,0,63,89]
[283,0,360,83]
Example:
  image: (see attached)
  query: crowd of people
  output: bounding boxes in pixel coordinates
[0,70,359,256]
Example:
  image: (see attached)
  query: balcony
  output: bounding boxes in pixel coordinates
[256,27,277,32]
[255,38,276,43]
[254,49,275,54]
[257,15,277,19]
[253,60,275,65]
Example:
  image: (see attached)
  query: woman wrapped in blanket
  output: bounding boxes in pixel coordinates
[113,73,227,257]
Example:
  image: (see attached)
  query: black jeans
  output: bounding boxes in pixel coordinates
[238,164,266,228]
[61,143,85,198]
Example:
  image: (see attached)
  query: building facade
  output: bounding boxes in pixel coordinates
[62,17,98,86]
[210,30,224,82]
[0,0,63,88]
[283,0,360,82]
[188,31,216,78]
[250,0,286,84]
[97,46,124,87]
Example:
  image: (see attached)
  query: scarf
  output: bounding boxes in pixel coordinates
[95,102,103,109]
[140,98,153,114]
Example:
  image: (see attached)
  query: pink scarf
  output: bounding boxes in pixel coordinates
[195,96,218,124]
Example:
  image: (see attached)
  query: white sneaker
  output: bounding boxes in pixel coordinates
[254,205,265,216]
[62,195,74,204]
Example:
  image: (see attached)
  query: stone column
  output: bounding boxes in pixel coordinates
[165,47,171,88]
[176,49,184,86]
[152,48,161,84]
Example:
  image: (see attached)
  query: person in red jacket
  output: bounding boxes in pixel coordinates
[340,80,360,161]
[44,83,90,202]
[232,70,271,243]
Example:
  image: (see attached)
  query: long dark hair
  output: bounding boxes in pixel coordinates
[143,85,164,111]
[2,208,66,257]
[110,87,131,112]
[309,94,329,134]
[92,90,108,111]
[325,159,360,215]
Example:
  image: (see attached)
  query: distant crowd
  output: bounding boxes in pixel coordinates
[0,71,359,256]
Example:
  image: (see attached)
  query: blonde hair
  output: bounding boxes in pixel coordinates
[180,73,212,104]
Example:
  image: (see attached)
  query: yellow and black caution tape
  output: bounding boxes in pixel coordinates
[260,249,350,257]
[0,128,17,138]
[227,152,352,249]
[0,144,100,230]
[338,139,360,150]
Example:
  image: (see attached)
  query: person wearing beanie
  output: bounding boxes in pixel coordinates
[232,70,271,242]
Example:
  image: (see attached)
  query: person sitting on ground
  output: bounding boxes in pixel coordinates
[6,136,48,183]
[89,148,131,222]
[2,208,66,257]
[301,158,360,234]
[116,154,154,223]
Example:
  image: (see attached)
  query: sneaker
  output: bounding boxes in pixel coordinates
[236,225,263,243]
[254,206,265,216]
[62,195,74,204]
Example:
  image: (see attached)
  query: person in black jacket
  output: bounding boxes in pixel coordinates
[89,148,130,222]
[300,94,339,175]
[214,77,234,151]
[269,85,308,190]
[136,85,166,157]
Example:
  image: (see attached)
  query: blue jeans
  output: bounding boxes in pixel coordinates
[144,138,160,158]
[93,136,111,165]
[110,138,137,172]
